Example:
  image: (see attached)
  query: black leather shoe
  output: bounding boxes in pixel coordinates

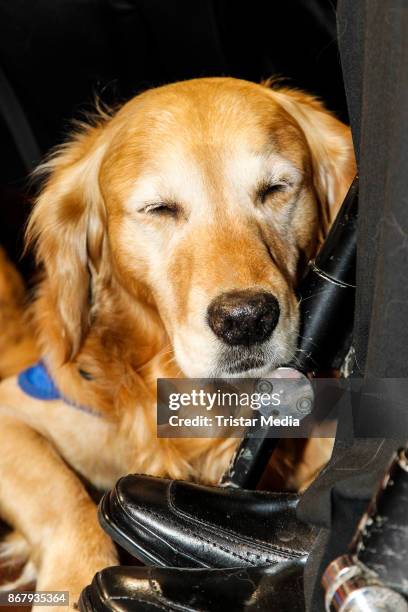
[79,558,306,612]
[98,474,316,568]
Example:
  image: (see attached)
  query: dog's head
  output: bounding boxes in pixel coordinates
[28,78,355,377]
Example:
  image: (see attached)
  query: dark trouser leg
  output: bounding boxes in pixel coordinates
[298,1,408,609]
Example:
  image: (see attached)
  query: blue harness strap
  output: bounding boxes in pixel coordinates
[18,361,99,417]
[18,361,61,400]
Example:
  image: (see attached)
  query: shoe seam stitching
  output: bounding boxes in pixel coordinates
[121,496,301,564]
[165,481,308,557]
[122,499,267,564]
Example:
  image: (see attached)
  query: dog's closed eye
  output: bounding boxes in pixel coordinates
[256,182,288,204]
[140,202,180,217]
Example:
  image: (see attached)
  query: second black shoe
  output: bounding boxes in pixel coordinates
[99,474,316,568]
[79,557,307,612]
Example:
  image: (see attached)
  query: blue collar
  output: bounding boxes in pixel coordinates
[18,361,99,417]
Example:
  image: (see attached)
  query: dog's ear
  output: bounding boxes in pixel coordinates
[27,124,109,361]
[270,86,356,231]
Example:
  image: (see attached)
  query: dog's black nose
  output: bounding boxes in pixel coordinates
[207,290,280,346]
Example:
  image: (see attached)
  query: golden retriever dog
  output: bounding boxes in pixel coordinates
[0,77,355,608]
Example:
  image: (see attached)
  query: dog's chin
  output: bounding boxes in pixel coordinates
[212,358,280,378]
[173,334,297,378]
[210,345,295,378]
[174,354,282,379]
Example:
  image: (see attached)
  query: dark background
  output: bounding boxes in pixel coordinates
[0,0,344,277]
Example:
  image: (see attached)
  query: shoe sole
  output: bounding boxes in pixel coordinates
[98,492,169,567]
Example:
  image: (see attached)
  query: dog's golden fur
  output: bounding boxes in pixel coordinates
[0,248,38,380]
[0,77,355,608]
